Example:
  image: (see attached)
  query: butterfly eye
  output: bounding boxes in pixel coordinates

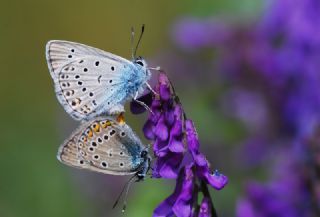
[136,61,144,66]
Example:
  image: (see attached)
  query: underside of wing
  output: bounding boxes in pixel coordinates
[46,40,131,79]
[78,118,144,174]
[57,117,145,176]
[46,40,134,120]
[56,129,105,173]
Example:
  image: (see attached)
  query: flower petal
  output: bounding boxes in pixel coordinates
[174,105,183,120]
[143,120,156,140]
[165,107,175,127]
[154,116,169,141]
[153,164,186,217]
[153,152,184,179]
[171,120,183,137]
[192,152,208,167]
[159,73,170,86]
[185,119,200,151]
[204,169,228,190]
[160,84,171,101]
[172,164,195,217]
[168,138,185,153]
[153,194,176,217]
[154,139,170,157]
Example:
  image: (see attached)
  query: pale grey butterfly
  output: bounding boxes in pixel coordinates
[46,26,156,121]
[57,114,151,178]
[57,114,151,211]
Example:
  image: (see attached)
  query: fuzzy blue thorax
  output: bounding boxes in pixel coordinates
[117,58,151,100]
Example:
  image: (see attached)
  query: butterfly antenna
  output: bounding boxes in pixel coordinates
[112,175,137,211]
[133,24,145,58]
[131,26,135,59]
[121,176,136,212]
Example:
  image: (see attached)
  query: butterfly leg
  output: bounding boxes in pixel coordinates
[146,83,159,97]
[148,166,154,177]
[134,92,153,114]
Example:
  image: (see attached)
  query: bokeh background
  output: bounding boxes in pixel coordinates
[1,0,320,216]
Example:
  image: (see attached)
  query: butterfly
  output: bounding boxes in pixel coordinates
[57,115,151,179]
[46,27,154,121]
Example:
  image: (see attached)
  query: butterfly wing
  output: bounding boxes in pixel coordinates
[57,117,146,175]
[57,129,107,173]
[46,40,135,120]
[46,40,132,79]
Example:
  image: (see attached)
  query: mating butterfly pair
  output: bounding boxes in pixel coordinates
[46,37,152,184]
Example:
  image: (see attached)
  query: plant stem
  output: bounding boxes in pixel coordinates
[200,180,218,217]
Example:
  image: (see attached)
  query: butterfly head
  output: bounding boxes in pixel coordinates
[134,56,151,79]
[136,149,151,180]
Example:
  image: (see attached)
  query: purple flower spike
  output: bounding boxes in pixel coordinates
[135,73,228,216]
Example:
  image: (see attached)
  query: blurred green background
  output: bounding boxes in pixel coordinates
[0,0,262,216]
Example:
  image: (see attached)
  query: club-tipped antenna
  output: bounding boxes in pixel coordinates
[131,27,135,59]
[112,175,137,212]
[133,24,145,59]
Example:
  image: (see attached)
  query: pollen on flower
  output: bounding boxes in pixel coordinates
[213,169,220,176]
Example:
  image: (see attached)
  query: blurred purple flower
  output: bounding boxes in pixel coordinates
[167,0,320,216]
[236,141,320,217]
[236,126,320,217]
[172,18,231,51]
[172,0,320,139]
[220,88,269,132]
[131,73,228,216]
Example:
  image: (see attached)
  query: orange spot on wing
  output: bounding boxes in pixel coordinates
[87,129,93,137]
[101,122,107,128]
[92,123,100,132]
[116,113,125,125]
